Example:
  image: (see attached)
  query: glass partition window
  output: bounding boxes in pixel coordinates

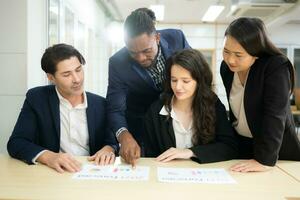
[64,7,75,45]
[48,0,59,46]
[201,50,213,68]
[197,49,216,84]
[279,48,288,56]
[77,21,86,55]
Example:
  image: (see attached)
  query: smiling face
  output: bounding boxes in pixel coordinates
[170,64,197,102]
[125,33,160,68]
[47,56,84,100]
[223,35,257,73]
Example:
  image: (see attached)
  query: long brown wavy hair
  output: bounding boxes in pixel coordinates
[162,49,217,145]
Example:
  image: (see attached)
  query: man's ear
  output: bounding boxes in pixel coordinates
[155,32,160,44]
[46,73,55,84]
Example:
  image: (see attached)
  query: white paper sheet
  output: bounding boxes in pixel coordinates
[157,167,236,184]
[73,164,150,181]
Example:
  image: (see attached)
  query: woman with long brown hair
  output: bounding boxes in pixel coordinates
[144,49,238,163]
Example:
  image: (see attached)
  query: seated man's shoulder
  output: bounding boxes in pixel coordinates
[86,92,106,116]
[26,85,55,99]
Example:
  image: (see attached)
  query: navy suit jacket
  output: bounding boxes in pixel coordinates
[106,29,190,144]
[7,85,117,164]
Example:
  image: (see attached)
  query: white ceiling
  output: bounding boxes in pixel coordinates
[101,0,300,27]
[110,0,233,24]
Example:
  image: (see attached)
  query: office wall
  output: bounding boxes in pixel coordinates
[27,0,48,89]
[0,0,48,154]
[270,24,300,46]
[0,0,29,154]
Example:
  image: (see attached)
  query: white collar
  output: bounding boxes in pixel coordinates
[55,86,88,109]
[159,97,179,122]
[159,96,193,131]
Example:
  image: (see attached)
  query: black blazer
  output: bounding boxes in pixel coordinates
[143,98,238,163]
[221,55,300,166]
[7,85,117,164]
[106,29,190,144]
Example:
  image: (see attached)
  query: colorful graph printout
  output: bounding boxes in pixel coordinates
[157,167,236,184]
[73,164,149,181]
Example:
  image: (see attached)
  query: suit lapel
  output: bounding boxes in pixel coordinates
[167,118,176,146]
[86,93,95,154]
[49,87,60,139]
[131,62,157,90]
[243,61,258,135]
[160,36,172,60]
[222,62,235,122]
[223,64,234,100]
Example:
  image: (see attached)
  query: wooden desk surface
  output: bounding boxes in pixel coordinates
[277,161,300,182]
[0,155,299,200]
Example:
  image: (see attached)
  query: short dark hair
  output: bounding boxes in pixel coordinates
[41,43,85,75]
[124,7,156,38]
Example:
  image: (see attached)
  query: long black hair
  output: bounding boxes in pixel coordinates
[225,17,295,92]
[162,49,217,145]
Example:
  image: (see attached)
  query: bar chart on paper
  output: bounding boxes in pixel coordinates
[157,167,236,184]
[73,164,150,181]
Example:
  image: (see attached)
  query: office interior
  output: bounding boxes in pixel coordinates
[0,0,300,154]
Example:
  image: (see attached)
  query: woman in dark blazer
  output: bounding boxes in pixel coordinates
[221,17,300,172]
[144,49,238,163]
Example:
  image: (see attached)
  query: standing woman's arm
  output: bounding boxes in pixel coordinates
[254,56,292,166]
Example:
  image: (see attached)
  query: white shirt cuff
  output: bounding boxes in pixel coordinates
[115,127,128,140]
[32,150,48,164]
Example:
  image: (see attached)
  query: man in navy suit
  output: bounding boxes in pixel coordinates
[106,8,190,166]
[7,44,117,173]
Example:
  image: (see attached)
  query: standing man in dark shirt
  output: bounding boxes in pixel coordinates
[107,8,190,166]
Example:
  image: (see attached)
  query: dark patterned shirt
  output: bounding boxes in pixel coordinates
[146,46,166,90]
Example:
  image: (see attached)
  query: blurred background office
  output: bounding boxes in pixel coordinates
[0,0,299,153]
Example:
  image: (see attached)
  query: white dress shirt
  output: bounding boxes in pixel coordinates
[229,72,253,138]
[56,87,90,155]
[160,104,193,149]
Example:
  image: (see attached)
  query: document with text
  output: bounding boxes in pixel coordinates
[157,167,236,184]
[73,164,150,181]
